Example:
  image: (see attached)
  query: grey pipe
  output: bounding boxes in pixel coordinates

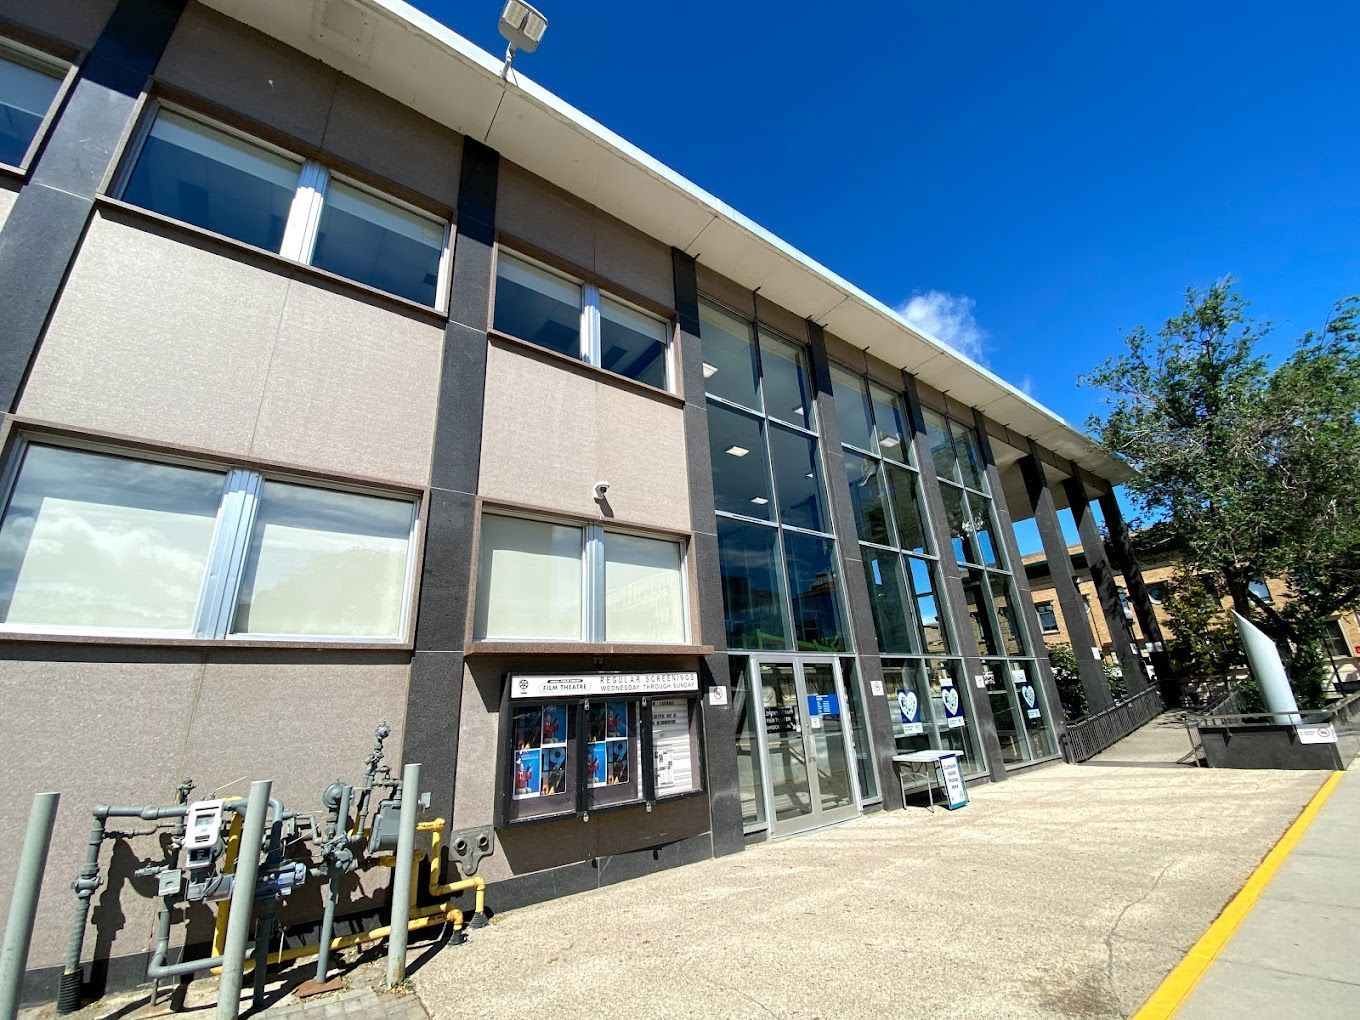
[384,763,421,987]
[57,815,107,1013]
[313,784,352,985]
[0,792,60,1020]
[215,781,271,1019]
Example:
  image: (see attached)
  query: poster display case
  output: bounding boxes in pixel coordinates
[496,671,705,827]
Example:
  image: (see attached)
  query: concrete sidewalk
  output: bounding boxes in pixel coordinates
[1176,770,1359,1017]
[1088,712,1199,768]
[415,764,1326,1019]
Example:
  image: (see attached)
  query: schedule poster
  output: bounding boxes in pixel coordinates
[652,698,694,794]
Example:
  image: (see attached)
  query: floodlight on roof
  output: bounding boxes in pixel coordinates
[499,1,547,78]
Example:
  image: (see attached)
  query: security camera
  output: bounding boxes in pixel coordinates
[593,481,610,501]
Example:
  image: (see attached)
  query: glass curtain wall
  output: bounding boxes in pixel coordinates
[829,366,985,779]
[923,408,1058,763]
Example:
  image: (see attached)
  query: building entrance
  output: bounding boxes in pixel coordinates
[751,656,862,836]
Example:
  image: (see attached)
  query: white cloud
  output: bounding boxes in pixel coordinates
[898,291,988,364]
[1018,374,1035,397]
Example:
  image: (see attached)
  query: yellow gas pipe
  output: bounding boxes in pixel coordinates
[210,817,483,973]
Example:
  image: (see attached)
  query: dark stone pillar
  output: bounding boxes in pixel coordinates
[971,413,1067,752]
[672,249,743,856]
[1098,490,1173,693]
[805,325,901,809]
[902,377,1008,781]
[1017,444,1115,715]
[403,139,499,819]
[1063,466,1149,696]
[0,0,187,410]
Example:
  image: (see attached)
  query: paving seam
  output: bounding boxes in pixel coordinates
[1129,770,1345,1020]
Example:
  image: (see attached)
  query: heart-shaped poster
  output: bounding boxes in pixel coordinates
[897,689,920,724]
[1022,684,1036,709]
[943,686,960,716]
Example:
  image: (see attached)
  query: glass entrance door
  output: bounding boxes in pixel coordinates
[753,656,862,836]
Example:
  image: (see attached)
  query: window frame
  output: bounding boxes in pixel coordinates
[0,433,422,644]
[111,101,453,309]
[0,36,74,175]
[492,247,676,393]
[1036,601,1060,634]
[475,509,691,645]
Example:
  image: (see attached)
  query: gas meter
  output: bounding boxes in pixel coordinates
[182,799,225,872]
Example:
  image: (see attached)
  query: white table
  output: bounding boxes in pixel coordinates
[893,750,964,812]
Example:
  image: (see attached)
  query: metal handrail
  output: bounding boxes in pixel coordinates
[1061,685,1166,763]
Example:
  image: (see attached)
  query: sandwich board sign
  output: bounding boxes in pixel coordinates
[937,752,969,810]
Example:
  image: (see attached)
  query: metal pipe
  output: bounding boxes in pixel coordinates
[216,781,271,1019]
[313,784,352,985]
[57,814,107,1013]
[0,792,60,1020]
[385,763,420,987]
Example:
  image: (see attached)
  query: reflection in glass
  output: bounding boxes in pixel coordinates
[989,573,1025,656]
[769,425,827,533]
[972,495,1002,568]
[474,515,583,639]
[869,383,909,458]
[732,658,766,827]
[1012,660,1058,758]
[235,482,414,637]
[803,662,855,811]
[952,419,986,490]
[0,445,224,631]
[907,557,948,654]
[699,301,760,409]
[884,465,928,554]
[783,531,848,652]
[922,407,958,482]
[963,568,1000,656]
[707,403,774,520]
[940,482,976,565]
[886,659,932,756]
[0,52,61,166]
[716,518,790,650]
[925,659,985,775]
[987,662,1026,764]
[493,254,581,358]
[311,180,444,304]
[840,659,878,801]
[603,532,685,642]
[759,330,814,428]
[601,298,668,389]
[862,548,916,654]
[830,364,876,452]
[844,452,891,546]
[123,110,300,253]
[760,662,812,821]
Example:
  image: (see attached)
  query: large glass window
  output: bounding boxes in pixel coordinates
[492,250,673,390]
[703,301,850,654]
[232,482,415,638]
[0,441,417,640]
[118,106,450,306]
[310,179,445,305]
[475,514,687,644]
[0,46,62,167]
[884,657,986,779]
[731,658,766,829]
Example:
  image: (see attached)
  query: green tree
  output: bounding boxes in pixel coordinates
[1046,643,1086,720]
[1083,281,1360,708]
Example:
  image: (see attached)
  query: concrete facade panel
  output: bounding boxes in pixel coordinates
[497,162,594,273]
[823,330,867,374]
[755,293,808,344]
[18,212,285,456]
[594,383,691,533]
[0,180,15,233]
[695,263,755,319]
[0,656,205,974]
[592,211,672,310]
[320,75,462,210]
[155,4,337,148]
[250,277,443,486]
[0,0,115,50]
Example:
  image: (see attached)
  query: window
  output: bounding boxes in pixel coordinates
[118,106,449,306]
[1146,583,1166,604]
[0,44,63,167]
[493,251,673,391]
[475,514,687,644]
[0,441,418,640]
[1036,601,1059,633]
[703,301,850,653]
[1247,579,1274,604]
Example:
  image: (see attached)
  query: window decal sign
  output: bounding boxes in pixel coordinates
[897,688,924,736]
[941,679,966,728]
[511,671,699,700]
[1017,680,1041,720]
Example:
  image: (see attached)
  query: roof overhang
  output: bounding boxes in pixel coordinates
[202,0,1134,484]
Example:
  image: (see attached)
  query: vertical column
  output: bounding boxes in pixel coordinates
[971,413,1067,748]
[805,324,902,809]
[902,377,1008,781]
[671,249,743,856]
[1064,469,1149,695]
[1098,490,1172,691]
[1017,443,1115,715]
[402,138,500,819]
[0,0,187,410]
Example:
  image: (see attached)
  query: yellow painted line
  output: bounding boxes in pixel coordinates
[1132,770,1345,1020]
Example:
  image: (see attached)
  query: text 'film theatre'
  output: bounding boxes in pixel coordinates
[0,0,1169,1005]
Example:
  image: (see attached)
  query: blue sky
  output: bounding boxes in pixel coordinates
[415,1,1359,547]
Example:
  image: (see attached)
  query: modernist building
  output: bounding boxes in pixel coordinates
[0,0,1167,1003]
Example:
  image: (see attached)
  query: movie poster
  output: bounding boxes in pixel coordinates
[513,704,568,801]
[589,701,628,789]
[513,748,540,800]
